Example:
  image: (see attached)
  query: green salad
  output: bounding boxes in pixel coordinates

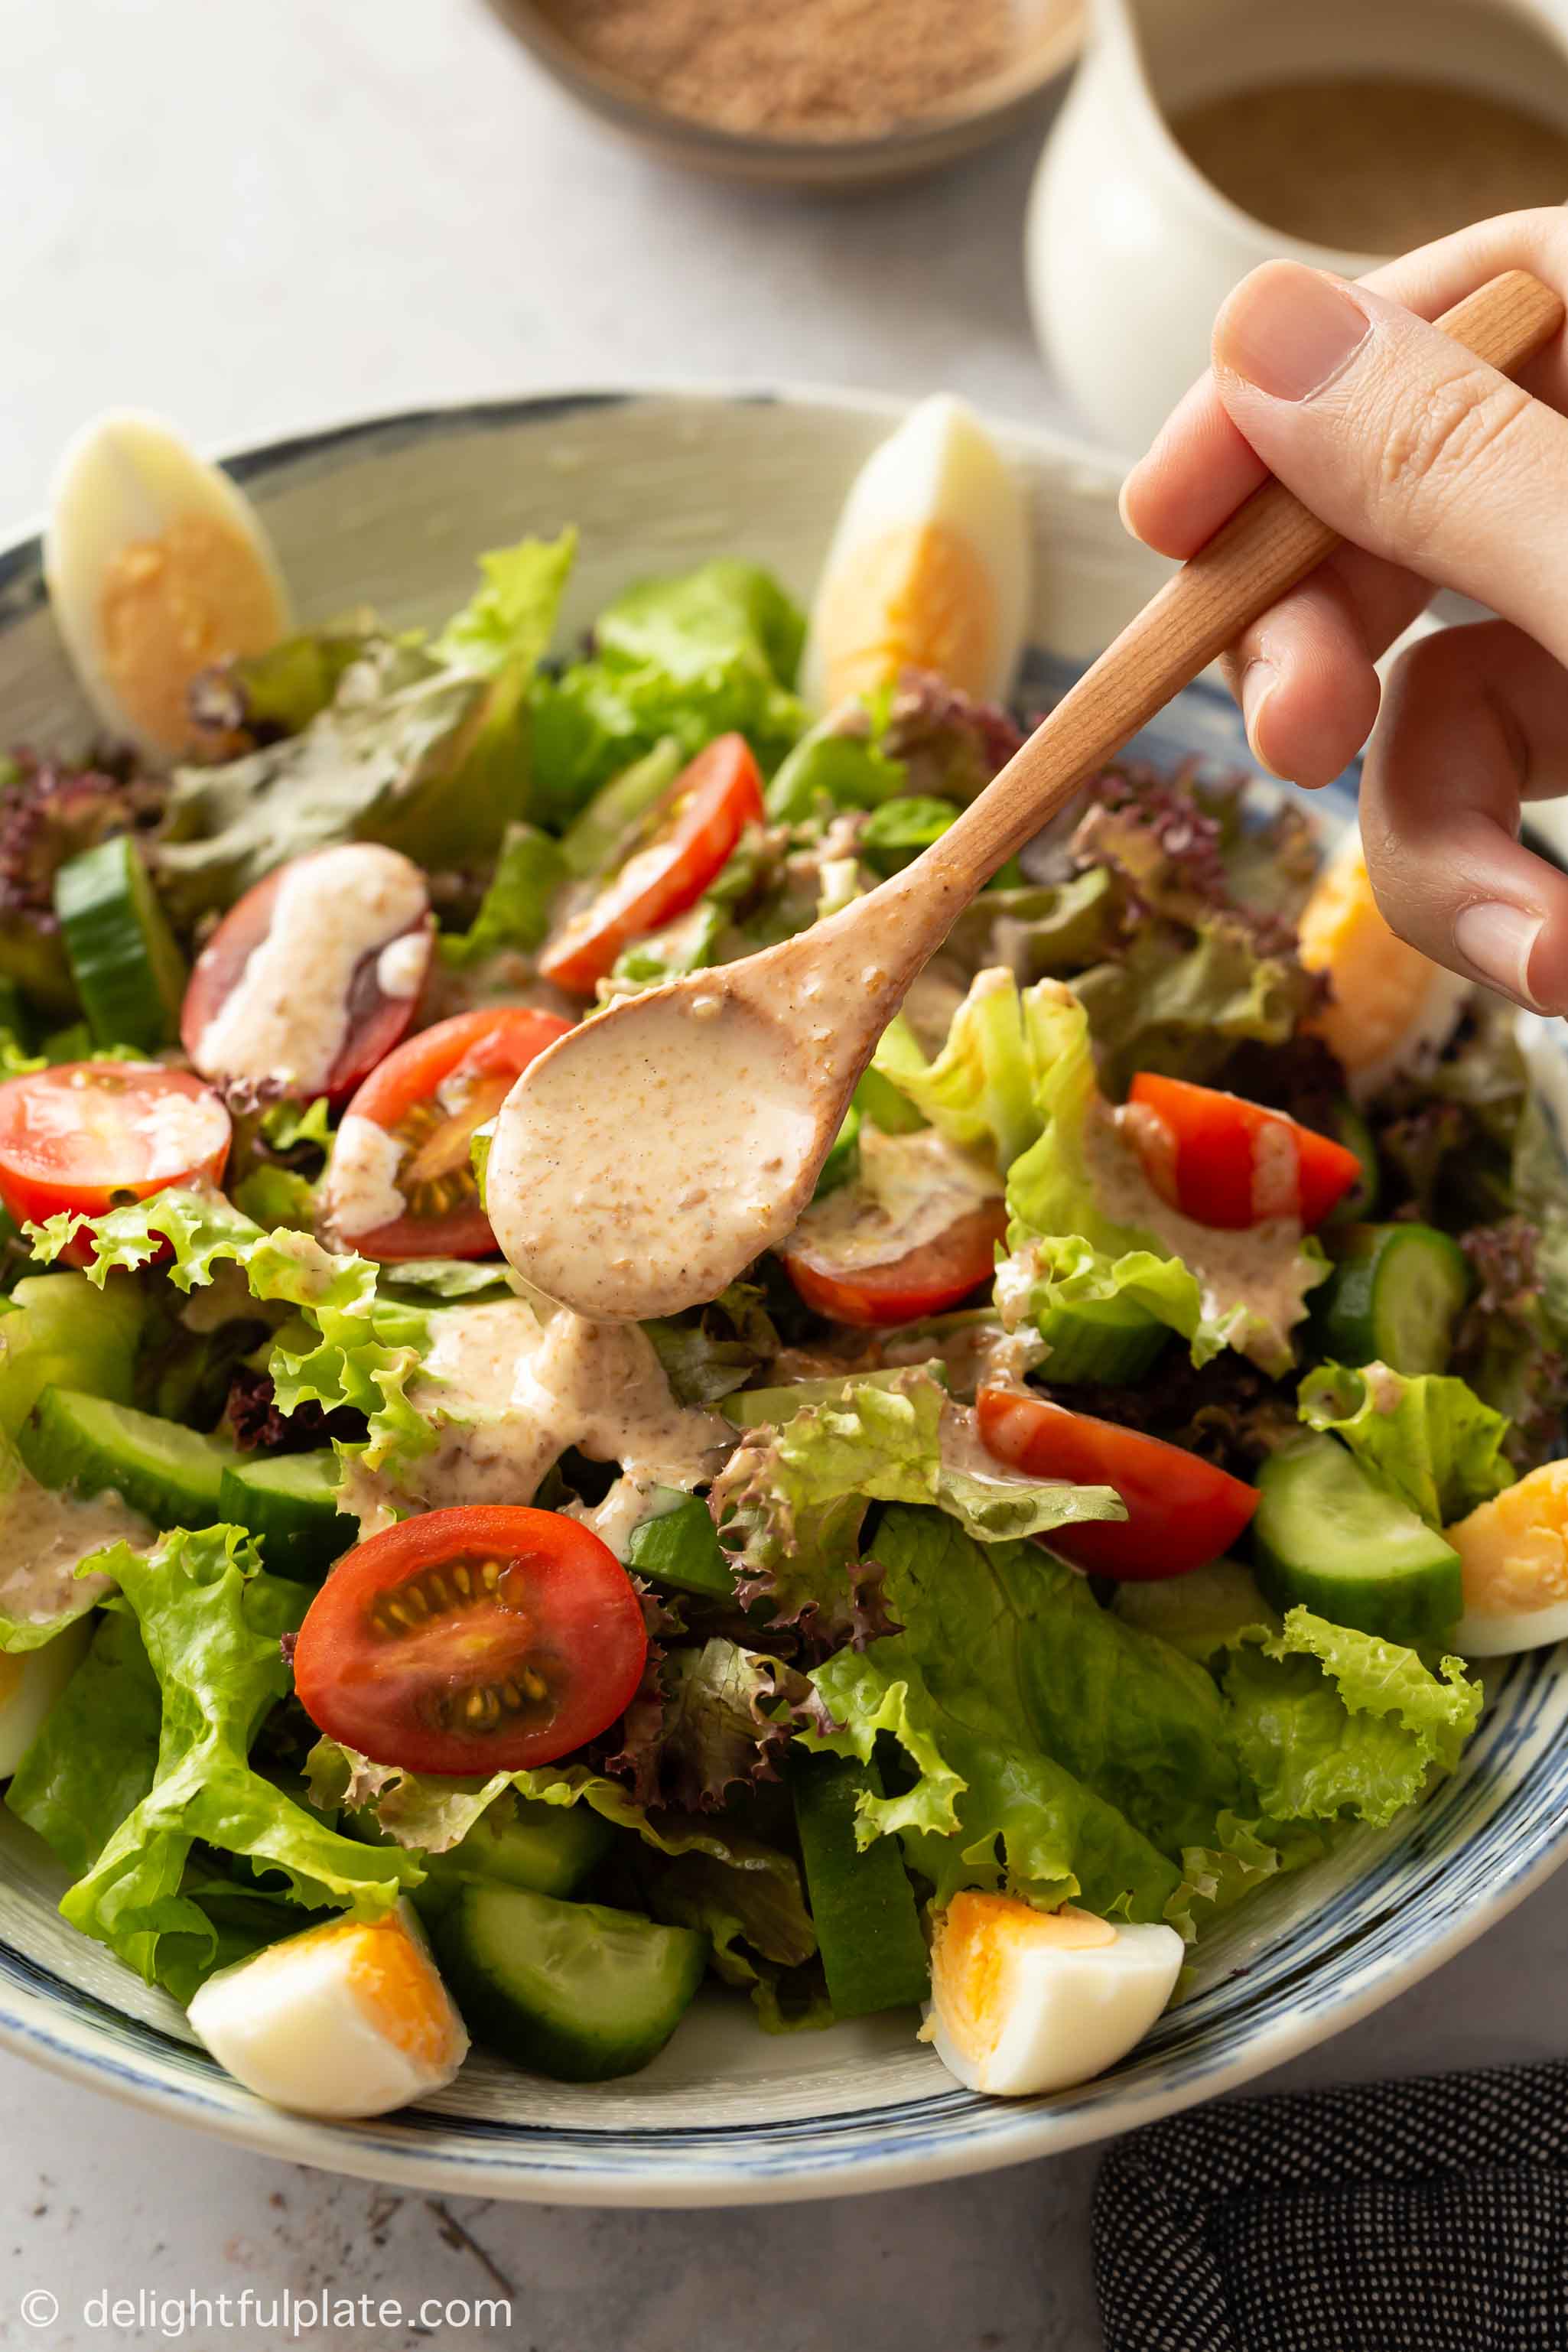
[2,415,1567,2119]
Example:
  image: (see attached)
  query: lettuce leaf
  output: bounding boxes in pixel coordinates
[764,713,907,823]
[606,1638,812,1814]
[802,1508,1219,1918]
[1223,1607,1482,1828]
[434,532,576,679]
[642,1282,779,1407]
[530,561,807,823]
[7,1606,164,1875]
[1073,916,1317,1097]
[709,1368,1121,1649]
[305,1735,815,1975]
[0,1270,142,1439]
[27,1189,434,1478]
[800,1511,1479,1928]
[155,642,490,927]
[871,967,1052,1176]
[48,1528,417,1999]
[1003,981,1324,1374]
[438,823,566,970]
[1298,1361,1514,1526]
[559,739,684,879]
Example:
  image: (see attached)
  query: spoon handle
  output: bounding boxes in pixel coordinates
[929,267,1565,896]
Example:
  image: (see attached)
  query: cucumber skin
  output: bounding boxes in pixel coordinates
[20,1385,229,1530]
[1251,1438,1463,1649]
[1311,1223,1469,1376]
[216,1454,357,1581]
[1033,1297,1166,1384]
[625,1493,735,1600]
[423,1797,615,1905]
[54,835,187,1053]
[432,1884,707,2082]
[792,1752,929,2019]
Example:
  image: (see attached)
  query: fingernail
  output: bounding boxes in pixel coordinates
[1215,264,1372,402]
[1240,658,1281,771]
[1453,901,1547,1009]
[1117,473,1137,535]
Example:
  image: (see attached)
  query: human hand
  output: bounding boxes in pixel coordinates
[1120,207,1568,1014]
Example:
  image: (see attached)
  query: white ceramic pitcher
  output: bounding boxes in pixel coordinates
[1026,0,1568,457]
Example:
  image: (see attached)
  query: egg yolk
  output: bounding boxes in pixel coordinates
[932,1891,1116,2054]
[98,515,284,756]
[1297,844,1441,1075]
[294,1914,457,2071]
[817,522,997,707]
[1448,1459,1568,1617]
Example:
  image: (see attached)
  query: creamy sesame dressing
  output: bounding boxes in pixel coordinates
[340,1296,728,1534]
[487,869,942,1320]
[486,991,823,1321]
[323,1114,407,1242]
[789,1125,1001,1272]
[0,1480,151,1631]
[195,844,428,1095]
[1092,1106,1320,1367]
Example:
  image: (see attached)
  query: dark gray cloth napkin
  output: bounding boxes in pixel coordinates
[1093,2059,1568,2352]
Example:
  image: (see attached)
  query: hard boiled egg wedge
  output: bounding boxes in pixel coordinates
[801,395,1029,714]
[0,1617,93,1779]
[187,1899,468,2118]
[1297,831,1471,1100]
[45,411,291,762]
[1449,1459,1568,1656]
[925,1890,1183,2097]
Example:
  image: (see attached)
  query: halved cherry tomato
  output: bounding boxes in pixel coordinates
[1125,1072,1361,1233]
[975,1384,1257,1579]
[538,733,763,994]
[181,844,433,1102]
[330,1006,572,1258]
[782,1201,1007,1327]
[292,1505,649,1775]
[0,1062,231,1254]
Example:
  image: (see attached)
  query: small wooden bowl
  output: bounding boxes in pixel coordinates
[487,0,1085,188]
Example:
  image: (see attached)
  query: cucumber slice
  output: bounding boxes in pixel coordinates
[0,1273,142,1438]
[21,1385,231,1530]
[217,1451,356,1579]
[1311,1222,1470,1376]
[428,1796,615,1902]
[1034,1293,1166,1384]
[792,1752,929,2018]
[1251,1433,1462,1648]
[1322,1099,1380,1227]
[625,1491,735,1600]
[722,1363,946,1430]
[431,1883,707,2081]
[54,835,187,1053]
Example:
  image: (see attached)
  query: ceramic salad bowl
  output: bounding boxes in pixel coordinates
[0,388,1564,2206]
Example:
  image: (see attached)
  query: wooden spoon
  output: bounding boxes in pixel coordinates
[486,268,1564,1321]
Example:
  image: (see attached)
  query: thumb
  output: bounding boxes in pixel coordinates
[1212,261,1568,668]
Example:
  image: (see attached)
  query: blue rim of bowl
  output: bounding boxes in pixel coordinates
[0,386,1563,2207]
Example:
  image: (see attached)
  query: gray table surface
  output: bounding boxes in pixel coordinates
[4,5,1567,2347]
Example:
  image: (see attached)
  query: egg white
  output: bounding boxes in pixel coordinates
[45,410,291,760]
[801,395,1029,714]
[0,1617,93,1779]
[926,1893,1183,2097]
[187,1898,468,2118]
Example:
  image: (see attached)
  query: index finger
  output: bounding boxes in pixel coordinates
[1121,205,1568,558]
